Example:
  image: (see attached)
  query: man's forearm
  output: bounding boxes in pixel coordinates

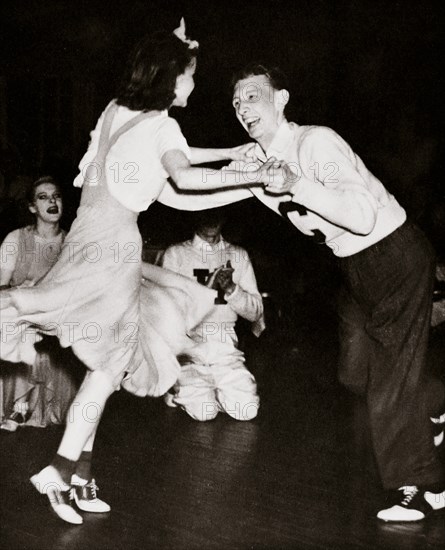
[293,178,378,235]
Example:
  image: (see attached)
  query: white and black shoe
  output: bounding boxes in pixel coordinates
[0,411,29,432]
[431,412,445,448]
[377,486,445,522]
[71,474,110,513]
[30,466,83,524]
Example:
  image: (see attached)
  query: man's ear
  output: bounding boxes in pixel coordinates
[278,89,290,106]
[274,88,289,112]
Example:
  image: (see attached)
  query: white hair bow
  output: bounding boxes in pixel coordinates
[173,18,199,49]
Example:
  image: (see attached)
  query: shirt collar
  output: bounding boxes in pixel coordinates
[253,120,296,161]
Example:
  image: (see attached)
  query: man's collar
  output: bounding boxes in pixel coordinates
[253,120,296,161]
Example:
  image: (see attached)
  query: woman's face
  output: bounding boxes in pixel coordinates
[29,182,63,223]
[172,59,196,107]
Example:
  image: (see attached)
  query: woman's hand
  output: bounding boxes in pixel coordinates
[258,157,298,195]
[229,143,257,163]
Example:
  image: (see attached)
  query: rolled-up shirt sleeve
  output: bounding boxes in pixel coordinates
[225,251,263,324]
[292,127,378,234]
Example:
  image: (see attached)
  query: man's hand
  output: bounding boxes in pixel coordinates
[205,266,224,289]
[214,261,235,295]
[261,158,298,195]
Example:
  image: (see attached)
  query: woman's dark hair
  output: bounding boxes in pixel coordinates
[231,63,289,92]
[116,31,198,112]
[26,175,60,205]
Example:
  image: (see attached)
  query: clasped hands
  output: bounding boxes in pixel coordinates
[229,143,296,195]
[206,261,235,295]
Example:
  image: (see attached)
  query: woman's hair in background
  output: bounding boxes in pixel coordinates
[116,31,198,112]
[26,175,61,205]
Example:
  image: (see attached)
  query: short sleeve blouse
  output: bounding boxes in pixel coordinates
[74,102,190,212]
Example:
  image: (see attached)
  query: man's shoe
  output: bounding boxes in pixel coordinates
[377,486,445,522]
[30,466,83,524]
[71,474,110,513]
[0,411,28,432]
[431,412,445,447]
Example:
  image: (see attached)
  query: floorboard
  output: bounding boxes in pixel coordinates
[1,297,444,549]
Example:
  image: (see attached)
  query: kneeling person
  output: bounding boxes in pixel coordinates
[161,211,264,421]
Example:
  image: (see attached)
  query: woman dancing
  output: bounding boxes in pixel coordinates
[0,21,286,524]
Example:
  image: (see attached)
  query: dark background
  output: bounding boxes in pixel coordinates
[1,0,444,294]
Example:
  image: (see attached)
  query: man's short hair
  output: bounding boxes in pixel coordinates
[194,208,226,232]
[231,63,289,92]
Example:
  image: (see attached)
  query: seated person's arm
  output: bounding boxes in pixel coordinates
[0,230,20,287]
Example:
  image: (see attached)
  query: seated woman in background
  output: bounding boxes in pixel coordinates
[0,175,79,431]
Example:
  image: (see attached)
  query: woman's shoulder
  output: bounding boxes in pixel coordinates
[134,112,186,149]
[1,226,30,244]
[113,107,178,139]
[155,113,182,131]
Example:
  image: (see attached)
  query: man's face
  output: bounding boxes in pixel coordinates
[196,221,222,245]
[232,74,285,150]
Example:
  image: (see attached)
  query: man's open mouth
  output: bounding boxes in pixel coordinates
[245,117,260,130]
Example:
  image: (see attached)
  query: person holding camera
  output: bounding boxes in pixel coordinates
[160,210,264,421]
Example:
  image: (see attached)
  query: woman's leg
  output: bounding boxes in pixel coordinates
[30,369,115,524]
[57,369,114,461]
[70,419,111,513]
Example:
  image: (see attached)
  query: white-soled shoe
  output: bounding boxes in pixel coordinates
[0,411,29,432]
[30,466,83,525]
[424,489,445,511]
[71,474,111,513]
[377,486,445,522]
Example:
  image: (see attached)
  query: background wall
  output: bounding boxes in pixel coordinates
[1,0,444,269]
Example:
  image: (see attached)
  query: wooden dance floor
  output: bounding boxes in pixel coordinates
[1,298,444,549]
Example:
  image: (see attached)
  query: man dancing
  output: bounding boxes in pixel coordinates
[230,63,445,522]
[159,63,445,522]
